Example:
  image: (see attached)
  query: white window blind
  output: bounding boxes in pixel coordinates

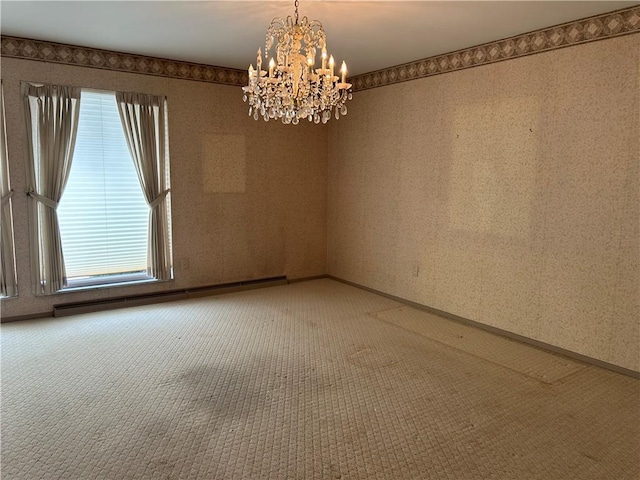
[57,90,149,282]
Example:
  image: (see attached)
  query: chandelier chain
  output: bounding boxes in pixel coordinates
[294,0,299,24]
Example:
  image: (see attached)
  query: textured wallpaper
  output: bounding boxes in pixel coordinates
[328,35,640,372]
[1,58,328,318]
[2,32,639,373]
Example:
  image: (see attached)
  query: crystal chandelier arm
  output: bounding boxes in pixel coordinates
[266,17,288,51]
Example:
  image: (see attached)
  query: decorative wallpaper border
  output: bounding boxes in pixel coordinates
[1,6,638,91]
[1,36,249,87]
[351,5,640,91]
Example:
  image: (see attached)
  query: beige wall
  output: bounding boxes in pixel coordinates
[1,57,328,318]
[328,35,640,371]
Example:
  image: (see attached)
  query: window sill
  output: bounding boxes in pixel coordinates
[58,274,173,294]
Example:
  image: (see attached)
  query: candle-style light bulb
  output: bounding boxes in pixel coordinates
[329,55,335,76]
[341,61,347,83]
[321,47,327,70]
[269,57,275,77]
[307,56,314,74]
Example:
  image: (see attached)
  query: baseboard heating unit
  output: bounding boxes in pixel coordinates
[52,276,288,318]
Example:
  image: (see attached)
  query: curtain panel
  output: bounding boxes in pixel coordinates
[116,92,172,281]
[22,82,81,294]
[1,82,18,297]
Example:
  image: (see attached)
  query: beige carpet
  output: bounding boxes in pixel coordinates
[369,306,586,384]
[1,279,638,479]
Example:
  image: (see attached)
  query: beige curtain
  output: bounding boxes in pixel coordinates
[1,81,18,297]
[116,92,172,281]
[23,82,81,294]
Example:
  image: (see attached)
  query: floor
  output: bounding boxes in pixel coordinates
[1,279,638,479]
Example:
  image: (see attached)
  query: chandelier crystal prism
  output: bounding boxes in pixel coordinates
[242,0,352,124]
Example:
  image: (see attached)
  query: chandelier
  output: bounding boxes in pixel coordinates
[242,0,352,124]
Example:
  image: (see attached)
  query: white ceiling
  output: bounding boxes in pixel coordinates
[1,1,637,76]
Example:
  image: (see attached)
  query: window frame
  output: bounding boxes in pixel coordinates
[55,87,173,293]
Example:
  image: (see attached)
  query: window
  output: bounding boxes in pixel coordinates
[57,90,152,288]
[1,81,18,297]
[23,82,173,294]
